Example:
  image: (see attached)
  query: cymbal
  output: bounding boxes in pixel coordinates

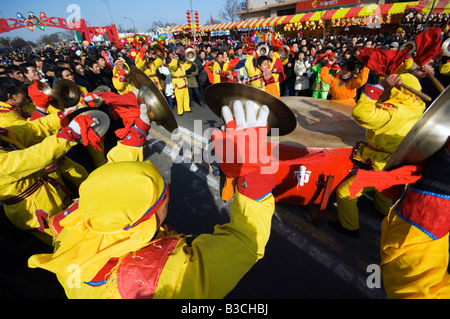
[384,85,450,170]
[53,79,81,108]
[130,66,178,133]
[36,81,65,110]
[204,83,297,136]
[60,107,111,142]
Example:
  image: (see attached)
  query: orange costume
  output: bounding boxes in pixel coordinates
[320,65,370,106]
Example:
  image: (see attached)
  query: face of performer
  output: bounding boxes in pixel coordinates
[155,194,169,229]
[258,59,270,72]
[24,66,40,82]
[340,64,353,79]
[61,69,75,82]
[90,62,101,74]
[7,87,27,107]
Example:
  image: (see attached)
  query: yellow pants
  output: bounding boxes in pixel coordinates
[174,87,190,115]
[336,175,392,230]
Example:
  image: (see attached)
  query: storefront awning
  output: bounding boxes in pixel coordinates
[168,0,448,34]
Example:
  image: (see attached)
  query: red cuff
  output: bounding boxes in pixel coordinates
[57,126,80,143]
[121,118,150,147]
[398,189,450,240]
[363,84,384,100]
[30,109,47,121]
[237,169,276,201]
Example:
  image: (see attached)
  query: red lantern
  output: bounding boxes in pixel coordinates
[195,11,200,29]
[186,10,192,33]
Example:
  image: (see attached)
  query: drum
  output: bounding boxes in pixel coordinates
[269,97,366,206]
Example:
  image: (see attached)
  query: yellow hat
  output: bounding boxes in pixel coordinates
[28,161,168,284]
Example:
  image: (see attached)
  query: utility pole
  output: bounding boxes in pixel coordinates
[190,0,196,43]
[101,0,114,25]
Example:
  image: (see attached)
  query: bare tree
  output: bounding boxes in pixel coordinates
[223,0,242,22]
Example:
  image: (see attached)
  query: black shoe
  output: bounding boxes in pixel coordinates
[328,221,359,238]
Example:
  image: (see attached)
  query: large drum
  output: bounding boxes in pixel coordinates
[269,97,366,206]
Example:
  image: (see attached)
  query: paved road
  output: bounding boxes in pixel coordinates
[0,101,388,299]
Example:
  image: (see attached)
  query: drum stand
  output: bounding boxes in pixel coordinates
[304,174,335,227]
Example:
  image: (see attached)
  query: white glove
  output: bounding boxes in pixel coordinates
[221,100,269,131]
[139,103,151,126]
[68,116,100,136]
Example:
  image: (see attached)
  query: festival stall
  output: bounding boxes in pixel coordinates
[167,0,450,40]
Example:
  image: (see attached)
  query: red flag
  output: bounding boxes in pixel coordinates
[414,27,443,66]
[210,14,214,24]
[356,47,409,76]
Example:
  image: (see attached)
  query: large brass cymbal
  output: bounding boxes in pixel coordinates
[384,85,450,170]
[130,66,178,133]
[36,81,64,110]
[204,83,297,136]
[53,79,81,107]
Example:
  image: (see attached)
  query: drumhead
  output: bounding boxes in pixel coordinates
[272,97,366,149]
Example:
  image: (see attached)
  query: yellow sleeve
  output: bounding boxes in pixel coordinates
[349,66,370,90]
[380,208,450,299]
[112,67,127,94]
[319,65,336,85]
[245,55,258,77]
[5,112,62,147]
[440,62,450,76]
[212,61,221,83]
[352,93,392,130]
[168,58,179,73]
[106,141,144,163]
[0,133,75,183]
[169,190,274,298]
[135,54,147,71]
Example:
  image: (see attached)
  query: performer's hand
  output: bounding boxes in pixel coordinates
[213,101,276,199]
[57,114,103,151]
[380,75,402,90]
[81,93,100,107]
[411,64,435,78]
[121,104,151,147]
[262,70,273,82]
[28,80,52,112]
[221,100,269,132]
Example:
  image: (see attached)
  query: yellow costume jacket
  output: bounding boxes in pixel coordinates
[135,54,164,91]
[168,58,192,89]
[352,76,426,171]
[112,62,135,95]
[320,66,370,106]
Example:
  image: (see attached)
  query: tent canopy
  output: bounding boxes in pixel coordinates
[168,0,449,33]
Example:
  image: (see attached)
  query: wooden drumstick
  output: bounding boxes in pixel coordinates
[427,73,445,93]
[400,83,432,102]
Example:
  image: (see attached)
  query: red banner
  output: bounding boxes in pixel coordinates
[296,0,361,12]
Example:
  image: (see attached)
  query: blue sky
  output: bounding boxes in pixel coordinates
[0,0,227,41]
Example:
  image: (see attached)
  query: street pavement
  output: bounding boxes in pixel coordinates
[0,100,388,299]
